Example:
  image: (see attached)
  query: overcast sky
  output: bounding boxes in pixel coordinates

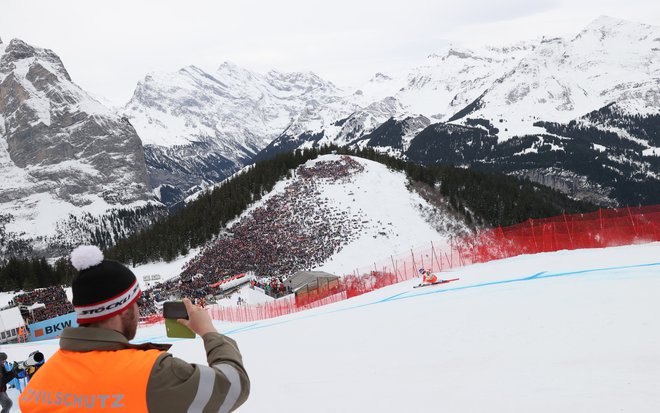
[1,0,659,105]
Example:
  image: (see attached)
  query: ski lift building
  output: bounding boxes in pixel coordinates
[284,271,340,306]
[0,307,27,344]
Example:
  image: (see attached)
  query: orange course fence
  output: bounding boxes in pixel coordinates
[152,205,660,324]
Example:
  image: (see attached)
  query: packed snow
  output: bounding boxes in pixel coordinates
[1,242,658,412]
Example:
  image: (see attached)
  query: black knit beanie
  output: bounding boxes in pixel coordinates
[70,245,141,324]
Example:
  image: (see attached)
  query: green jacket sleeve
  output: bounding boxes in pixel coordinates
[146,332,250,412]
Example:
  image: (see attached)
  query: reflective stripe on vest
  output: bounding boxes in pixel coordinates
[19,348,162,412]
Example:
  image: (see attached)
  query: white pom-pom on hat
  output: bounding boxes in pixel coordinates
[71,245,104,271]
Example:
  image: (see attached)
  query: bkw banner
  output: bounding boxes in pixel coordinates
[28,312,78,342]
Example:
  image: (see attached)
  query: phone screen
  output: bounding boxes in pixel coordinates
[164,319,196,339]
[163,301,188,320]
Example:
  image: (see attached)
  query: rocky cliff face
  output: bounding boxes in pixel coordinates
[0,38,158,257]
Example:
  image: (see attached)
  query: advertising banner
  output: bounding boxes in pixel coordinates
[28,312,78,342]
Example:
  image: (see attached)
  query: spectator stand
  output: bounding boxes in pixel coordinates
[210,272,254,298]
[251,275,292,299]
[13,286,75,325]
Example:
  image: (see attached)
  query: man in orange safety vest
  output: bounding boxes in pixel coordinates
[20,245,250,413]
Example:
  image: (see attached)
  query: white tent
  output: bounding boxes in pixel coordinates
[0,307,25,344]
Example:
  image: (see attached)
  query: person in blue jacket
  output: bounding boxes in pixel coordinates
[0,352,19,413]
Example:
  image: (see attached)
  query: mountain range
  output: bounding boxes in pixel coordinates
[0,15,658,257]
[126,15,660,206]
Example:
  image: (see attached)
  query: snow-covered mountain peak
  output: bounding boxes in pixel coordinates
[579,15,654,37]
[178,64,209,77]
[364,96,404,114]
[127,62,346,147]
[0,38,72,83]
[265,69,340,96]
[124,61,354,202]
[370,72,392,82]
[445,47,491,62]
[217,60,243,72]
[426,44,477,61]
[485,41,538,54]
[216,61,259,84]
[571,16,660,54]
[427,41,536,64]
[0,37,155,253]
[444,16,660,138]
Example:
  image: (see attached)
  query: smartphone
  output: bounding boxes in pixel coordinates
[163,301,195,339]
[163,301,188,319]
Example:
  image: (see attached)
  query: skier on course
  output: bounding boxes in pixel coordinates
[419,268,438,285]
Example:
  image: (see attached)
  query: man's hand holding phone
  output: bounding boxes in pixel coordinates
[177,298,217,336]
[163,298,217,338]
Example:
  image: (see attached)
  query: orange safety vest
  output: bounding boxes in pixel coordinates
[19,348,162,412]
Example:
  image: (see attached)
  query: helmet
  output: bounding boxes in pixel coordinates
[418,268,425,275]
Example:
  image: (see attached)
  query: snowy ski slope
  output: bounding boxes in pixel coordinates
[2,242,659,412]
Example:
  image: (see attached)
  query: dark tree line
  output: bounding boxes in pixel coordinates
[404,113,659,206]
[529,120,660,205]
[0,256,76,292]
[583,103,660,147]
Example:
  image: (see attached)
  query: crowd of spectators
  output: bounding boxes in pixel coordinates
[251,276,290,298]
[127,156,371,317]
[137,273,220,317]
[131,157,368,315]
[181,156,366,282]
[13,286,75,323]
[7,157,373,321]
[137,289,162,318]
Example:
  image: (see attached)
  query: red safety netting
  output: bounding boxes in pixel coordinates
[141,205,660,324]
[206,291,348,323]
[138,314,164,327]
[460,204,660,265]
